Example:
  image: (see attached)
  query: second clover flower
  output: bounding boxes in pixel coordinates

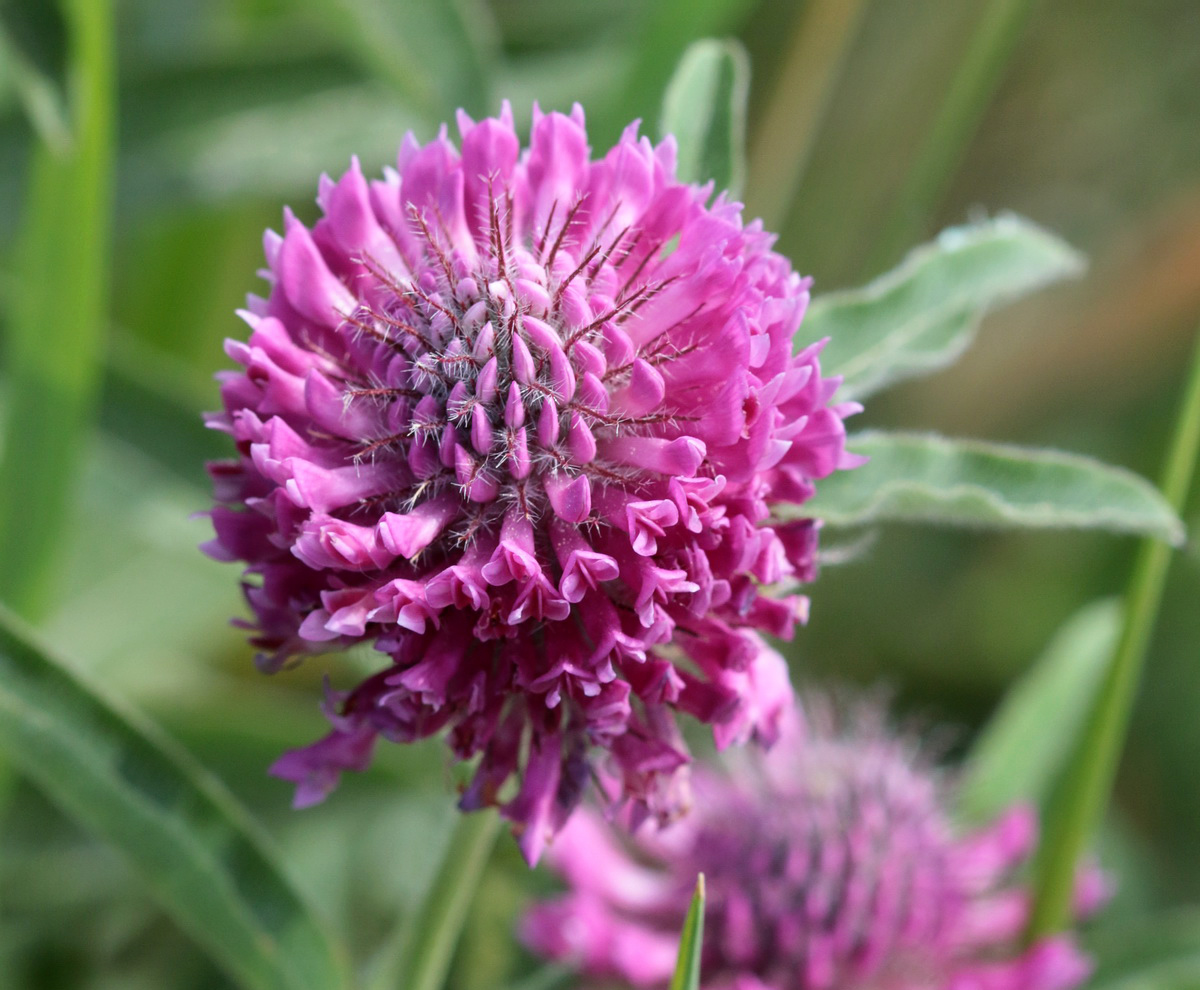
[204,102,862,863]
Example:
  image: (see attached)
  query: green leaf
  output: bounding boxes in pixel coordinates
[797,431,1184,543]
[0,607,352,990]
[669,875,706,990]
[807,214,1084,401]
[957,598,1121,825]
[1028,330,1200,938]
[613,0,754,144]
[660,39,750,197]
[1087,910,1200,990]
[0,0,115,618]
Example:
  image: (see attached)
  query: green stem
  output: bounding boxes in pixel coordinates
[0,0,115,619]
[744,0,869,230]
[862,0,1038,277]
[1028,327,1200,938]
[369,809,502,990]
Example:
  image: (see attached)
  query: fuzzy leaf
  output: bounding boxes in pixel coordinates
[669,875,706,990]
[808,215,1085,401]
[797,431,1184,543]
[958,598,1121,825]
[660,39,750,197]
[0,608,352,990]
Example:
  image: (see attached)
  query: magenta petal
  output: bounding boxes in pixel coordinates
[545,473,592,522]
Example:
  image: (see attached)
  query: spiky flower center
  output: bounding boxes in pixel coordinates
[335,193,695,556]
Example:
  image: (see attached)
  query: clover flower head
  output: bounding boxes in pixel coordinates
[524,696,1106,988]
[204,102,861,863]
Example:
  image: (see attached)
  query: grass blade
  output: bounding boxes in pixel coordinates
[0,6,72,151]
[862,0,1041,276]
[744,0,869,229]
[669,874,706,990]
[1028,328,1200,938]
[0,606,352,990]
[0,0,114,619]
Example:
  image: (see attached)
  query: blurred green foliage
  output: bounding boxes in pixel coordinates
[1,0,1199,987]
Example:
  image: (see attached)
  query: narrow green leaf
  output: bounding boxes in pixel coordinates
[808,215,1084,401]
[796,431,1184,543]
[669,874,706,990]
[0,607,352,990]
[660,39,750,197]
[1029,329,1200,938]
[0,0,114,618]
[957,598,1121,825]
[613,0,754,143]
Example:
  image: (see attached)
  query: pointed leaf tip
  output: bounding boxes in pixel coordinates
[660,39,750,198]
[670,873,706,990]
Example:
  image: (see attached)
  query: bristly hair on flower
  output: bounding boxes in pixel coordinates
[523,693,1109,989]
[203,101,864,864]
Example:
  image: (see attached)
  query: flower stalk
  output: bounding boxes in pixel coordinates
[372,808,502,990]
[1029,326,1200,938]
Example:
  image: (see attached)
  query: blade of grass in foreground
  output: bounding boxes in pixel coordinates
[1028,327,1200,938]
[670,875,706,990]
[0,0,114,619]
[0,606,353,990]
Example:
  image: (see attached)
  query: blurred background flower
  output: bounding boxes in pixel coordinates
[525,693,1105,990]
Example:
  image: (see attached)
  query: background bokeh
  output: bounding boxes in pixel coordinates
[1,0,1198,986]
